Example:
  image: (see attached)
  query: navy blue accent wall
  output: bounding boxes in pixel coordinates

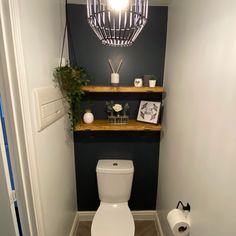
[68,5,168,210]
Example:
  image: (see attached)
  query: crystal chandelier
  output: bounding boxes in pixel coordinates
[87,0,148,47]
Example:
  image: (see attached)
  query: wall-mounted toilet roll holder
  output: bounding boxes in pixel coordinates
[176,201,191,212]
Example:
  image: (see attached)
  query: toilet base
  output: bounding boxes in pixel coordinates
[91,202,135,236]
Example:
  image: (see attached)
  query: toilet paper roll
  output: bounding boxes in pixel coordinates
[167,209,190,236]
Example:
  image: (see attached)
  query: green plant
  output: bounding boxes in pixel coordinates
[123,103,129,115]
[105,100,114,114]
[54,65,89,128]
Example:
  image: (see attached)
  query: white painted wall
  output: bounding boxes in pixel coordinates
[15,0,77,235]
[157,0,236,235]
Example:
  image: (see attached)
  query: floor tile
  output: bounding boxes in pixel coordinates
[76,220,159,236]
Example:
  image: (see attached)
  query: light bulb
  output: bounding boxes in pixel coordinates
[108,0,129,11]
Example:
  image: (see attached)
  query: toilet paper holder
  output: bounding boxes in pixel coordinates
[176,201,191,212]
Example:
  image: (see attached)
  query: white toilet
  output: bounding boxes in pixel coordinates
[91,159,135,236]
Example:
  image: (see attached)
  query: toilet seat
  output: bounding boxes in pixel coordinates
[91,202,135,236]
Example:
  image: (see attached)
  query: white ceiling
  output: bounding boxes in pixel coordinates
[68,0,172,6]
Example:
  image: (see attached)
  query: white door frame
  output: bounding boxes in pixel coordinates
[0,0,45,235]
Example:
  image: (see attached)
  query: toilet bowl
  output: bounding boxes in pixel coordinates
[91,202,134,236]
[91,160,135,236]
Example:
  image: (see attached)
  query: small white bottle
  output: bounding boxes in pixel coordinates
[83,109,94,124]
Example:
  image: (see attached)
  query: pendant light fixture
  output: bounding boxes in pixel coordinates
[87,0,148,47]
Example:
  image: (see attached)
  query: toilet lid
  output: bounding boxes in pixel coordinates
[91,202,135,236]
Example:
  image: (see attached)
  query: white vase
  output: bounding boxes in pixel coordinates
[83,110,94,124]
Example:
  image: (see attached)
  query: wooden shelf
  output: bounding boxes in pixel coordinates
[81,86,164,93]
[74,120,161,132]
[77,86,163,132]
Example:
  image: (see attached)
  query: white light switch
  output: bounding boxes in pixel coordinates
[34,87,67,132]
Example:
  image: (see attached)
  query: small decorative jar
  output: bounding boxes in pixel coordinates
[83,109,94,124]
[111,73,119,86]
[134,78,143,87]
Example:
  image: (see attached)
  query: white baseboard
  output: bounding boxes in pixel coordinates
[77,210,158,221]
[69,213,80,236]
[132,210,157,220]
[70,210,164,236]
[77,211,95,221]
[155,212,164,236]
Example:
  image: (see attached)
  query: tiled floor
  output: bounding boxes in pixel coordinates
[76,220,159,236]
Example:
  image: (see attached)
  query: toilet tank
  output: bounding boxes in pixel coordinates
[96,160,134,203]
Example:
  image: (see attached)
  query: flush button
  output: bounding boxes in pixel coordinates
[113,163,118,166]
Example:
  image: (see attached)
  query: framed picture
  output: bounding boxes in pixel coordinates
[137,100,161,124]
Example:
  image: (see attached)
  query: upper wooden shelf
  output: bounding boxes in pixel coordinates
[74,120,161,132]
[81,86,164,93]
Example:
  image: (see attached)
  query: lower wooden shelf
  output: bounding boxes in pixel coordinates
[81,85,164,93]
[74,120,161,132]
